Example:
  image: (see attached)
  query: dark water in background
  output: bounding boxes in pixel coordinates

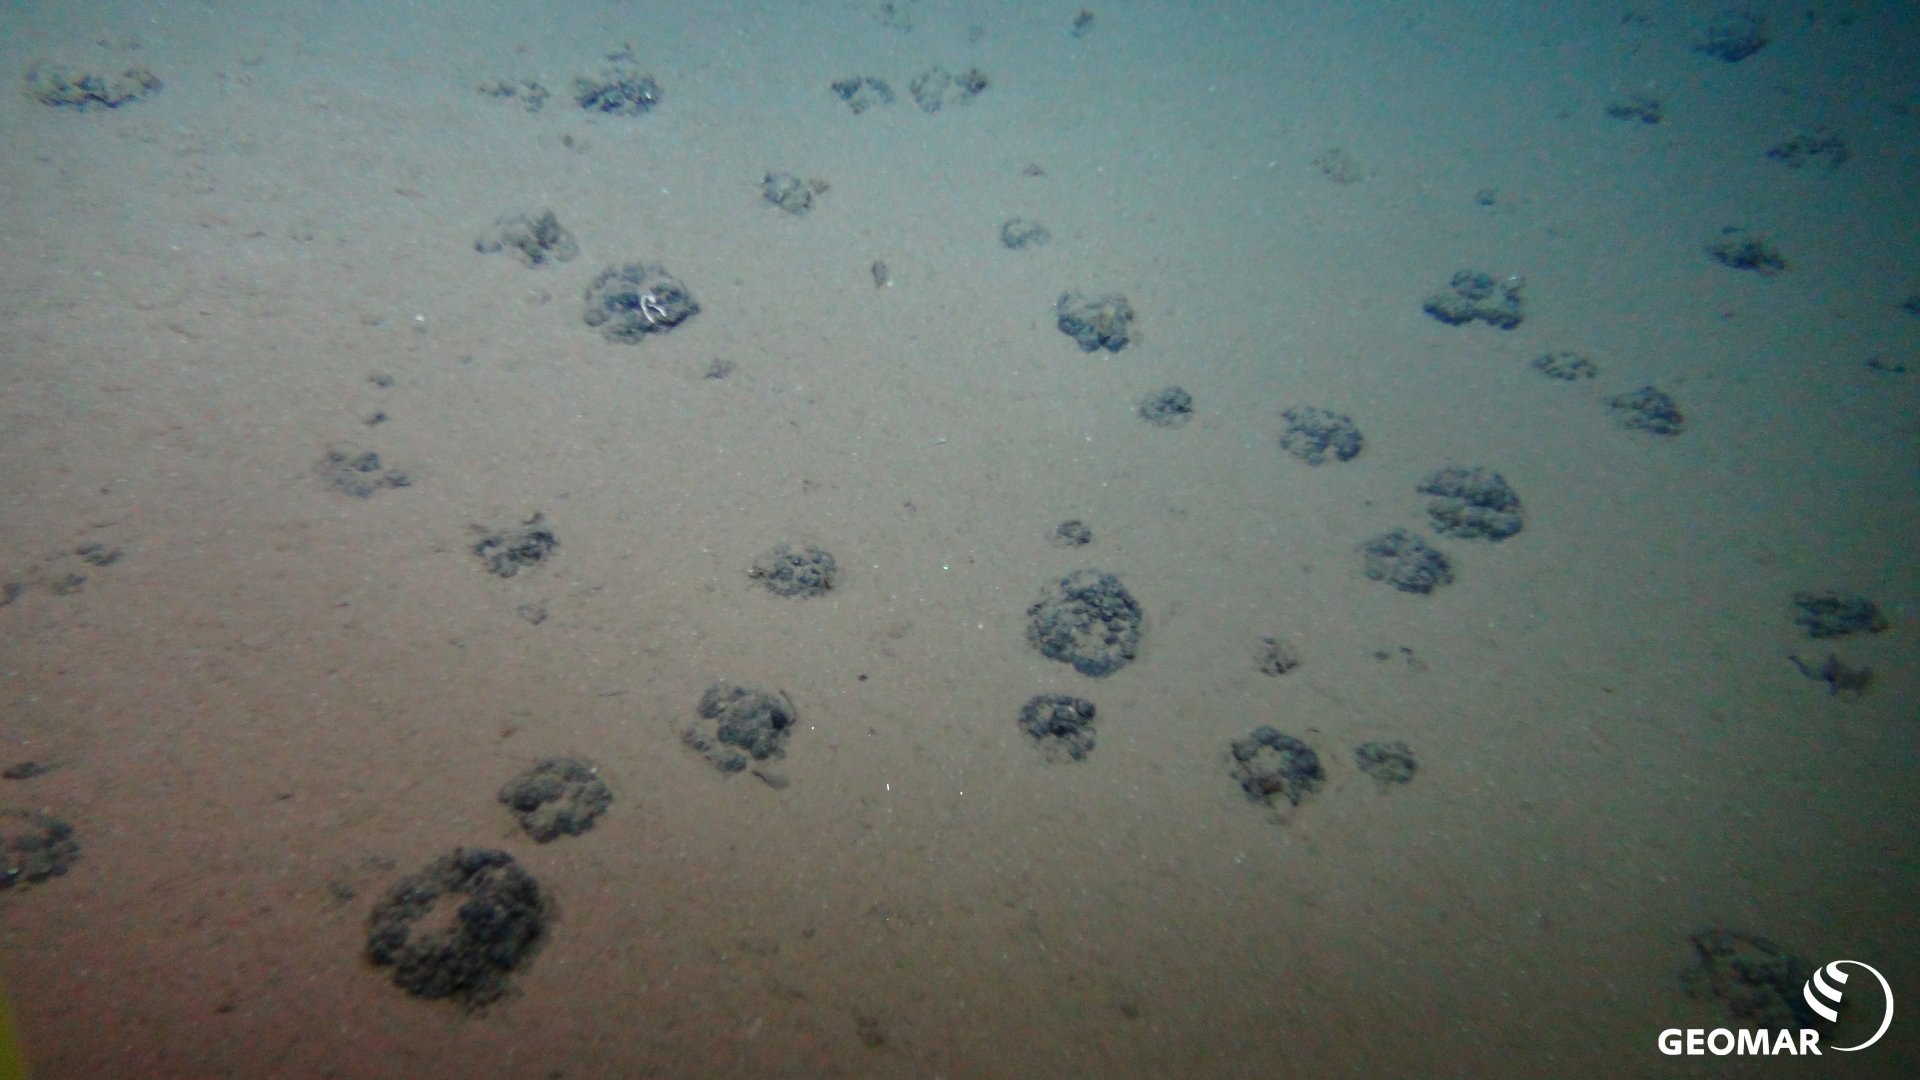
[0,1,1914,1076]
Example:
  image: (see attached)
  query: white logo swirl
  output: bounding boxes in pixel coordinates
[1803,960,1894,1052]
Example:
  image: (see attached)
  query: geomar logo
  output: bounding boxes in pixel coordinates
[1659,959,1893,1056]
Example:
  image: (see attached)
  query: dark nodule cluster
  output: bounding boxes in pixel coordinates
[476,209,579,268]
[832,65,989,114]
[1681,930,1817,1029]
[909,66,988,112]
[320,446,410,499]
[682,683,800,774]
[1352,462,1528,597]
[1229,727,1324,808]
[0,810,80,890]
[1280,406,1363,465]
[473,514,559,579]
[1354,740,1419,786]
[1784,587,1883,699]
[1607,386,1686,436]
[1692,13,1770,63]
[1055,292,1135,353]
[1789,653,1871,695]
[1050,520,1093,548]
[1257,637,1302,676]
[25,63,160,110]
[1530,350,1598,381]
[1767,129,1848,171]
[1529,356,1695,440]
[1418,467,1524,542]
[583,262,700,342]
[763,171,829,215]
[365,848,549,1009]
[831,75,893,113]
[1790,591,1886,639]
[498,758,613,842]
[750,542,837,598]
[477,49,659,116]
[1705,227,1785,276]
[1604,94,1662,124]
[355,749,621,1006]
[572,64,659,114]
[476,77,549,112]
[1359,529,1455,595]
[1139,386,1193,427]
[1026,569,1144,678]
[1422,269,1524,330]
[1019,694,1098,762]
[1000,218,1051,250]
